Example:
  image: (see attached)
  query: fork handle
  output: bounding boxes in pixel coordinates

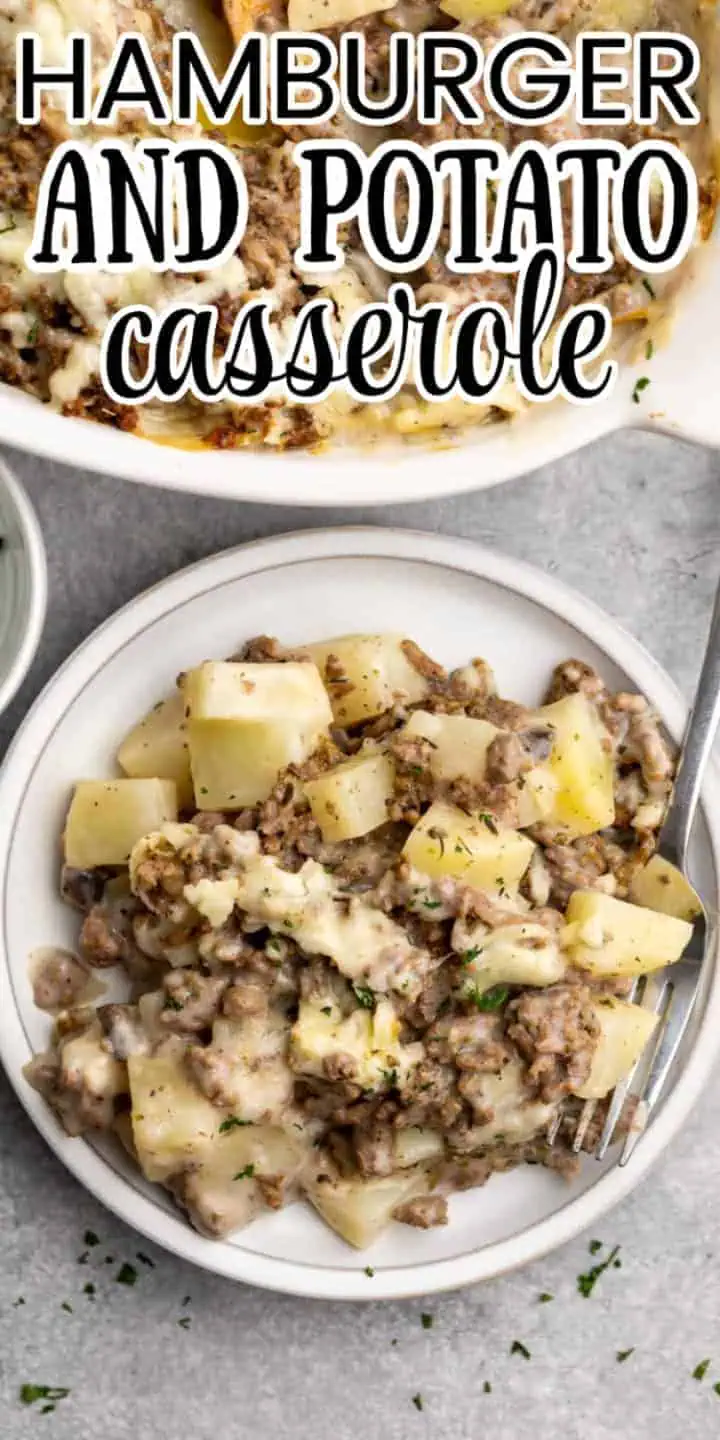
[659,577,720,871]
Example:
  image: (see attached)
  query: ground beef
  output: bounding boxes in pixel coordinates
[353,1123,396,1177]
[485,732,532,785]
[545,659,608,704]
[507,984,600,1102]
[160,971,228,1033]
[62,384,139,432]
[80,904,135,968]
[393,1194,449,1228]
[240,143,302,293]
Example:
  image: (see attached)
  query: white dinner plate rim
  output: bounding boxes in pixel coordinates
[0,525,718,1301]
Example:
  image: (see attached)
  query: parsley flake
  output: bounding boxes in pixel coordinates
[233,1165,255,1181]
[511,1341,531,1359]
[61,1302,73,1314]
[20,1386,70,1408]
[589,1239,603,1255]
[479,813,499,834]
[616,1349,634,1363]
[0,217,17,236]
[577,1244,621,1298]
[83,1283,95,1299]
[483,1381,492,1394]
[364,1266,375,1277]
[693,1359,711,1381]
[645,339,654,361]
[461,947,479,966]
[412,1394,424,1411]
[538,1292,553,1304]
[632,376,651,404]
[219,1116,250,1133]
[178,1316,192,1329]
[421,1313,433,1330]
[642,277,656,299]
[115,1263,138,1287]
[84,1230,99,1247]
[136,1252,155,1268]
[714,1382,720,1396]
[470,984,509,1012]
[353,984,375,1010]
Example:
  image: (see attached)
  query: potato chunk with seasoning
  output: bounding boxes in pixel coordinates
[628,854,702,922]
[564,890,692,977]
[184,661,332,808]
[303,1164,431,1249]
[577,998,659,1099]
[117,692,193,809]
[536,692,615,837]
[64,779,178,868]
[403,801,534,895]
[304,752,394,841]
[306,634,429,726]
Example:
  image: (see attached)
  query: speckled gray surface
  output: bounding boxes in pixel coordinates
[1,432,720,1439]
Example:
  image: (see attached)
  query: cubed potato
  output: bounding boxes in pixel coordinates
[461,921,565,991]
[403,800,534,894]
[64,778,178,868]
[291,999,423,1093]
[304,752,394,842]
[461,1061,555,1147]
[184,659,332,810]
[403,711,499,781]
[173,1123,310,1238]
[565,890,693,977]
[628,854,702,923]
[128,1053,225,1183]
[184,660,332,726]
[537,692,615,837]
[117,691,193,809]
[577,998,659,1099]
[393,1127,444,1169]
[305,634,429,726]
[515,765,560,828]
[303,1164,430,1249]
[289,0,394,24]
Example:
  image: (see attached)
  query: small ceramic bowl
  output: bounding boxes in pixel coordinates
[0,457,47,718]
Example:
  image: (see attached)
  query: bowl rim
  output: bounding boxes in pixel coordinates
[0,525,718,1300]
[0,457,47,719]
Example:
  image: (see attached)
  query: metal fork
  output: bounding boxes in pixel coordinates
[552,578,720,1165]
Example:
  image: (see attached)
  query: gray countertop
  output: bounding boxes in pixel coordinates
[1,432,719,1440]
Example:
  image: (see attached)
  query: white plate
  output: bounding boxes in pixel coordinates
[0,527,718,1300]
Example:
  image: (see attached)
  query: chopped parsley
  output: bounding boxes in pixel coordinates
[616,1349,635,1363]
[20,1385,70,1410]
[577,1244,621,1297]
[714,1382,720,1396]
[588,1239,603,1255]
[115,1262,138,1287]
[61,1302,73,1314]
[642,277,656,299]
[25,319,40,347]
[83,1283,95,1299]
[182,1295,192,1307]
[0,217,17,236]
[233,1165,255,1181]
[632,376,651,404]
[321,1005,333,1016]
[693,1359,711,1381]
[383,1067,398,1088]
[461,947,480,966]
[423,898,442,910]
[364,1266,375,1277]
[483,1381,492,1394]
[511,1341,531,1360]
[479,813,499,834]
[163,995,183,1012]
[421,1313,433,1330]
[538,1293,554,1304]
[412,1394,424,1411]
[13,1297,25,1307]
[178,1316,192,1330]
[645,339,654,361]
[136,1252,155,1268]
[353,984,375,1010]
[219,1116,251,1133]
[468,984,509,1012]
[83,1230,99,1247]
[77,1252,89,1265]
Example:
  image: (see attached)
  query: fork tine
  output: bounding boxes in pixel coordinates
[594,975,653,1162]
[571,1099,597,1154]
[619,976,695,1166]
